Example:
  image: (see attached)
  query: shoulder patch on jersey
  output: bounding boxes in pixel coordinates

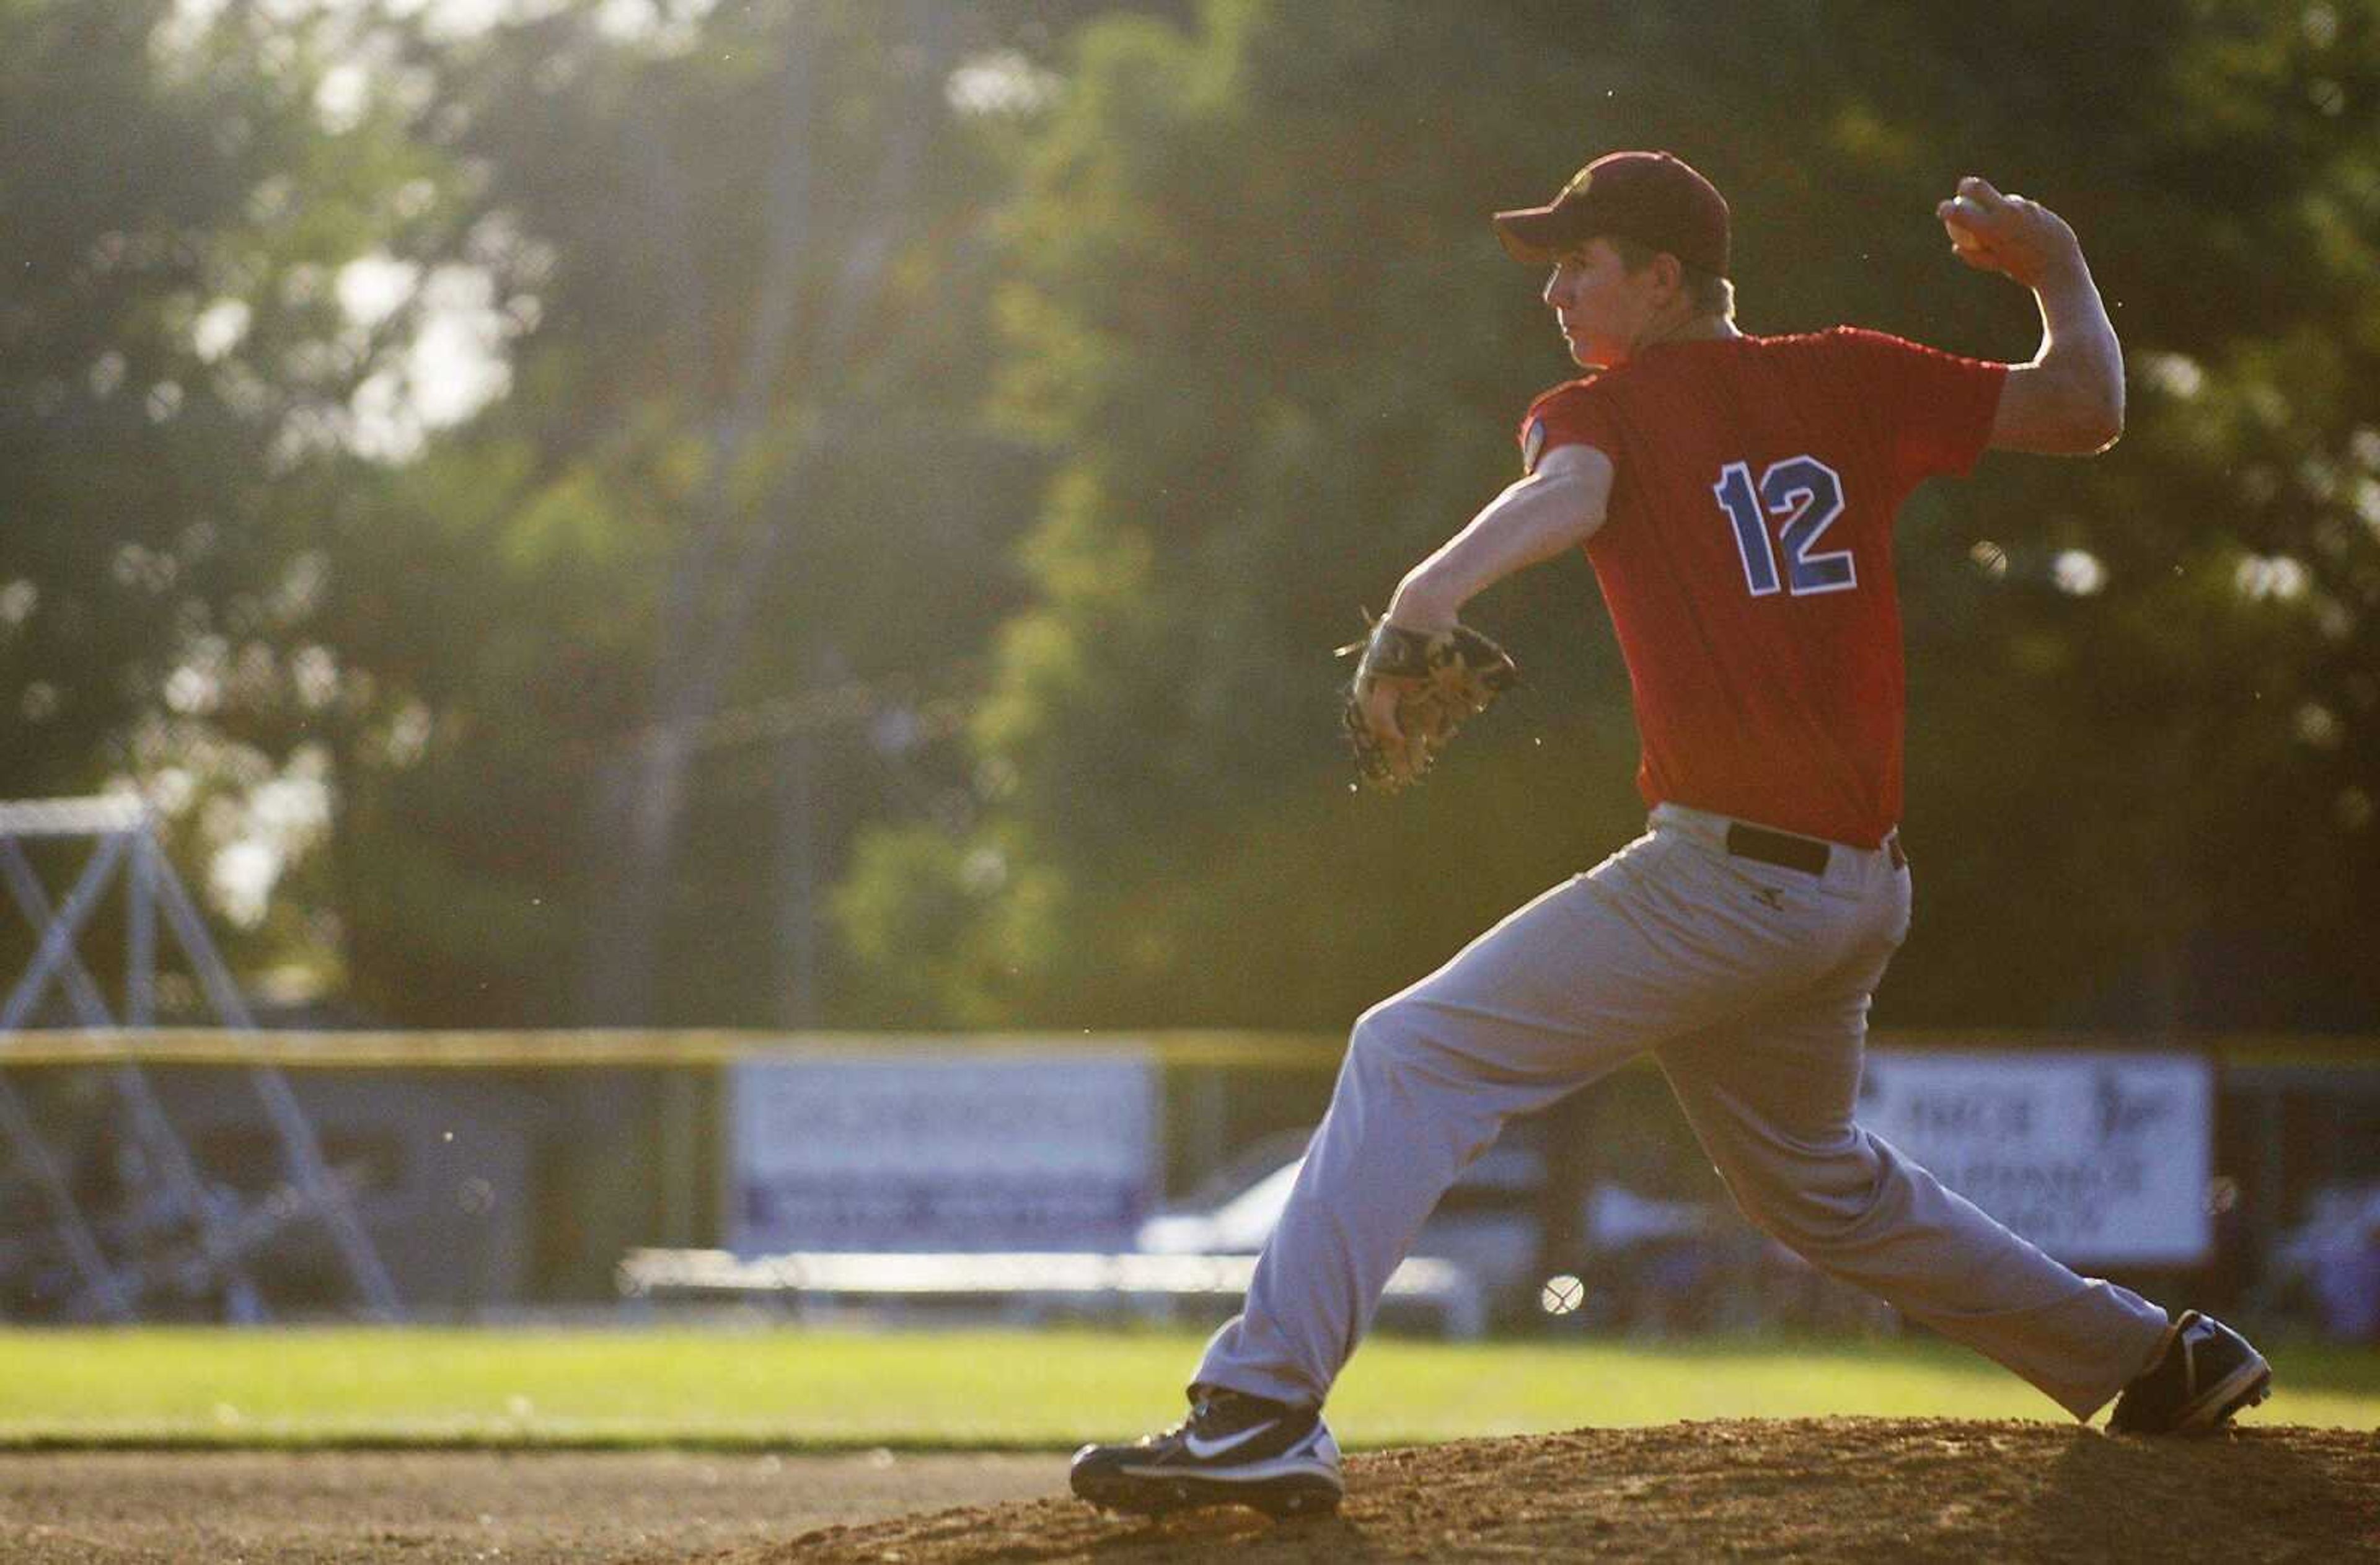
[1522,417,1546,475]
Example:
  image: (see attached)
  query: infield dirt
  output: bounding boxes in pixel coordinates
[3,1418,2371,1562]
[0,1448,1052,1562]
[694,1417,2379,1565]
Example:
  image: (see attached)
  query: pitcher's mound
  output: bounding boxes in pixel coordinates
[724,1417,2377,1564]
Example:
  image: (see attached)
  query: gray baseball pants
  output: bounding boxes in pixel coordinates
[1195,802,2171,1420]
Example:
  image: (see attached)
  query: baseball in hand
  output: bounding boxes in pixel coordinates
[1937,193,2009,273]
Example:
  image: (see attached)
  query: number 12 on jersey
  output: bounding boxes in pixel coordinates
[1713,455,1856,597]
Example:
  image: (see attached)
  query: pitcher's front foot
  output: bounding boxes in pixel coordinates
[1070,1386,1343,1518]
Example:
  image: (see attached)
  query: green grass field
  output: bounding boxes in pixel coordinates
[3,1327,2374,1448]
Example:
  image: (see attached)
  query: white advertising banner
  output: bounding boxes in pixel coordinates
[1857,1049,2213,1266]
[729,1049,1158,1253]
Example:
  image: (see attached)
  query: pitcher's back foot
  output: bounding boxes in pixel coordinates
[2107,1310,2272,1435]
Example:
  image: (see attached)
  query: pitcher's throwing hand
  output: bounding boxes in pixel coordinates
[1937,174,2082,288]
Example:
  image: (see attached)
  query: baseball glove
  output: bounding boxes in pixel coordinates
[1338,617,1519,791]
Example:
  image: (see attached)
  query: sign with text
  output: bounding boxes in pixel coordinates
[1857,1050,2213,1266]
[729,1049,1158,1253]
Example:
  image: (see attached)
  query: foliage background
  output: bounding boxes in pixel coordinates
[1,0,2372,1036]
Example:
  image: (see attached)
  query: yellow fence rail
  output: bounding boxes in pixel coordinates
[0,1027,2371,1070]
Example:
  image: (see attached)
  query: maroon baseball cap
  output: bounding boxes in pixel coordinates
[1492,150,1731,275]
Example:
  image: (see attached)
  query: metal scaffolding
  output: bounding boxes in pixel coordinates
[0,796,400,1321]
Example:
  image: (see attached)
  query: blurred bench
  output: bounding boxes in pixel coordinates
[615,1247,1486,1339]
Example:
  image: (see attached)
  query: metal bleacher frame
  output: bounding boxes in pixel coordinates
[0,796,400,1321]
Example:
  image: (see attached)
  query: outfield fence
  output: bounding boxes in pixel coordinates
[0,1028,2374,1336]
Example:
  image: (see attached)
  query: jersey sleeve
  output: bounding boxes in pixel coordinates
[1831,327,2008,488]
[1517,377,1616,475]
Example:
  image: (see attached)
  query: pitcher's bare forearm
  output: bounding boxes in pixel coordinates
[1386,446,1614,628]
[1941,175,2125,455]
[2015,255,2125,452]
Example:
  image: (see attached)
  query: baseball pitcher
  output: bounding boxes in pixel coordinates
[1072,150,2272,1520]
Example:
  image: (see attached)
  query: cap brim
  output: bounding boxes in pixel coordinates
[1491,205,1575,265]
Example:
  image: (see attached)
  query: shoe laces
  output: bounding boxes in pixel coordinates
[1183,1393,1230,1432]
[1177,1388,1263,1438]
[1139,1397,1215,1447]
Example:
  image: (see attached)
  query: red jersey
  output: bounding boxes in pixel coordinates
[1520,327,2006,847]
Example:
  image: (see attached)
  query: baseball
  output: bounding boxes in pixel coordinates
[1942,213,1990,257]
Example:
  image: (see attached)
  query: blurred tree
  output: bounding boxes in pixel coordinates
[7,0,2371,1036]
[0,0,471,985]
[1861,0,2380,1029]
[837,0,2380,1033]
[314,0,1096,1023]
[554,0,961,1026]
[840,0,1675,1026]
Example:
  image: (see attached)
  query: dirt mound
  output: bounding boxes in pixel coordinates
[702,1417,2379,1564]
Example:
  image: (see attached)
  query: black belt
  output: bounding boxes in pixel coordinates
[1724,822,1907,875]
